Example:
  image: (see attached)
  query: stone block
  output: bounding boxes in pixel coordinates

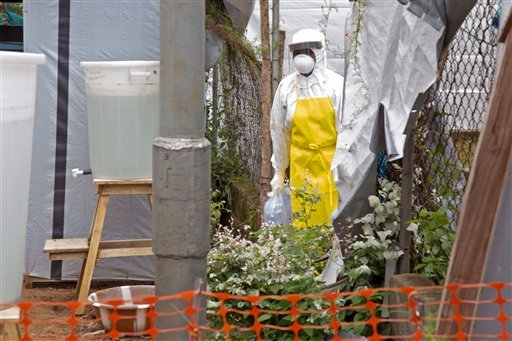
[229,181,261,228]
[389,274,442,339]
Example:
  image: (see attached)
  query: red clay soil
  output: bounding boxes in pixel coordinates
[19,281,151,340]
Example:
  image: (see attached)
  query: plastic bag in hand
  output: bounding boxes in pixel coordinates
[263,188,292,227]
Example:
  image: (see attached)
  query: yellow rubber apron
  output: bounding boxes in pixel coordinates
[290,88,338,227]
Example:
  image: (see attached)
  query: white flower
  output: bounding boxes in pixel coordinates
[366,236,381,248]
[375,204,385,214]
[368,195,380,208]
[383,249,404,260]
[375,213,386,224]
[377,230,393,242]
[407,223,419,235]
[362,224,373,235]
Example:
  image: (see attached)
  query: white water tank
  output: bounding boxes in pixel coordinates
[81,61,159,180]
[1,51,45,306]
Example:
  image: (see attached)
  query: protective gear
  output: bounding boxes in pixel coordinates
[288,40,323,52]
[270,29,344,227]
[288,29,326,73]
[270,170,285,192]
[293,54,316,75]
[289,87,338,226]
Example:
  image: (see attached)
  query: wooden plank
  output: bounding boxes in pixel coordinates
[46,239,153,260]
[437,15,512,337]
[259,0,273,200]
[49,247,153,260]
[147,194,153,210]
[44,238,88,253]
[98,247,153,258]
[0,307,20,323]
[0,323,21,340]
[45,238,152,254]
[49,252,88,261]
[93,179,151,186]
[100,239,152,249]
[76,194,109,314]
[98,184,152,195]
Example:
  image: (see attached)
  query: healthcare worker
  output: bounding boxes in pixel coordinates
[270,28,344,227]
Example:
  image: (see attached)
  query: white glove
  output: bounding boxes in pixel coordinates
[270,170,285,192]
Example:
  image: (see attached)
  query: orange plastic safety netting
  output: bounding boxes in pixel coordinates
[1,282,510,340]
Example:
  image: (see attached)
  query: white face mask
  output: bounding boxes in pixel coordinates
[293,54,315,75]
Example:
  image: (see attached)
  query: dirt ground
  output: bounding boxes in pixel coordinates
[19,280,152,340]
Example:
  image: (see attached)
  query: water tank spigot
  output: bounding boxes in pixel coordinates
[72,168,92,178]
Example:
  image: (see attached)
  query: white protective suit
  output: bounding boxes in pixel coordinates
[270,29,344,225]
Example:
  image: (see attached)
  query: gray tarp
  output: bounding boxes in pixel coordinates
[332,0,476,220]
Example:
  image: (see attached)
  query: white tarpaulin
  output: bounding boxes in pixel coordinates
[332,0,476,220]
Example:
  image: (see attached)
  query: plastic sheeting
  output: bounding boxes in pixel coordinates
[24,1,160,280]
[331,0,476,220]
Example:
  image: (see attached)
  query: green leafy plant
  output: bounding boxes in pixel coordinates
[343,178,402,292]
[289,179,322,228]
[205,69,250,211]
[335,178,400,337]
[408,207,455,284]
[210,189,225,228]
[336,291,391,336]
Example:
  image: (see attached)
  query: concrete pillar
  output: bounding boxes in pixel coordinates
[155,1,210,340]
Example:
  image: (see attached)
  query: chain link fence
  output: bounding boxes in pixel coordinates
[414,0,501,225]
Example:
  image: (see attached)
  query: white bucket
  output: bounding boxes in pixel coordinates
[0,51,45,306]
[81,61,159,180]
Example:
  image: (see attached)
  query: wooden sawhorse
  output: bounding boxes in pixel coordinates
[44,179,153,315]
[0,306,21,340]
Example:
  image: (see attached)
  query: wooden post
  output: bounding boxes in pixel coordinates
[259,0,273,199]
[398,129,414,274]
[279,30,286,83]
[211,64,219,149]
[437,13,512,337]
[271,0,280,99]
